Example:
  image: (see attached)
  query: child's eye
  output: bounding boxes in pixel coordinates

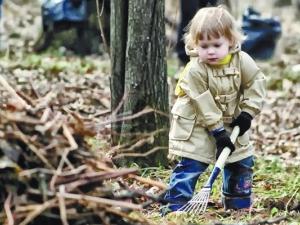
[200,45,208,49]
[214,44,221,48]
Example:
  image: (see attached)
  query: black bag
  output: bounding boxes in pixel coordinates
[241,7,282,60]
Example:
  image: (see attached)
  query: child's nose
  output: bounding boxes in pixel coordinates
[207,48,215,54]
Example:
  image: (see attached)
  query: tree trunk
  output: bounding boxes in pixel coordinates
[110,0,128,144]
[110,0,169,167]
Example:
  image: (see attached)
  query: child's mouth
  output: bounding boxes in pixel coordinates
[207,58,218,62]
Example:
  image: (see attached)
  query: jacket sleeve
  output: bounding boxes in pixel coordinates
[239,51,266,117]
[179,61,223,131]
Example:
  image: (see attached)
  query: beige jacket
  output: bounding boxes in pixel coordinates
[169,47,266,164]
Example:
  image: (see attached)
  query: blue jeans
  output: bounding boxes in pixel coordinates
[163,156,254,211]
[222,156,254,209]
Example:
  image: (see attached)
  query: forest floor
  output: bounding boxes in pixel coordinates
[0,1,300,225]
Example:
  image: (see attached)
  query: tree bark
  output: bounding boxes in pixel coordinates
[110,0,128,144]
[110,0,169,167]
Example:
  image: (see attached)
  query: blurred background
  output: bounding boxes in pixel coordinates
[0,0,299,60]
[0,1,299,224]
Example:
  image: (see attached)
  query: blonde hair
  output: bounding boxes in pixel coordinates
[184,6,244,50]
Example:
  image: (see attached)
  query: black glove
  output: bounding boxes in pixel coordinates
[230,111,253,136]
[213,129,235,160]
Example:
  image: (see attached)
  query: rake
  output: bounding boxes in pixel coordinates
[178,126,240,214]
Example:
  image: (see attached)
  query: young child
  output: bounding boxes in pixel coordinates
[162,6,266,214]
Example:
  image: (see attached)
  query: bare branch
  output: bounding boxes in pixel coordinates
[95,0,110,57]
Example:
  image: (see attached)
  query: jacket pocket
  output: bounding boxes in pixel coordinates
[169,98,196,141]
[169,114,196,141]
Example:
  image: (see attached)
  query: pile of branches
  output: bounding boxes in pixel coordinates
[0,74,166,225]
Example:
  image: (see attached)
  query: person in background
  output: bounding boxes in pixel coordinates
[34,0,110,55]
[176,0,218,66]
[161,6,266,215]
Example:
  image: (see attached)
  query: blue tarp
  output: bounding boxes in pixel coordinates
[42,0,87,23]
[241,7,282,60]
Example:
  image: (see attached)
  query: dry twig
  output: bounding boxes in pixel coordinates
[0,74,31,110]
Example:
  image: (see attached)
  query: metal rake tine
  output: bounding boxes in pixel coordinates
[195,190,206,200]
[198,188,210,212]
[191,199,202,214]
[187,197,200,213]
[182,200,194,213]
[183,195,199,213]
[199,191,207,203]
[194,191,209,214]
[199,192,210,212]
[178,204,187,212]
[185,189,206,214]
[189,193,200,204]
[191,192,206,213]
[200,192,209,212]
[178,202,189,212]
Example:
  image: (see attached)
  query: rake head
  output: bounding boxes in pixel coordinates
[178,186,211,214]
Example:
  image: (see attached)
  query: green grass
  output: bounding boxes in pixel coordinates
[167,58,180,78]
[1,49,110,76]
[142,156,300,224]
[260,60,300,90]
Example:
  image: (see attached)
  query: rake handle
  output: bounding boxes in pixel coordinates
[204,126,240,188]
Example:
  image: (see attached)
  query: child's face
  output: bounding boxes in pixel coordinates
[197,36,231,65]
